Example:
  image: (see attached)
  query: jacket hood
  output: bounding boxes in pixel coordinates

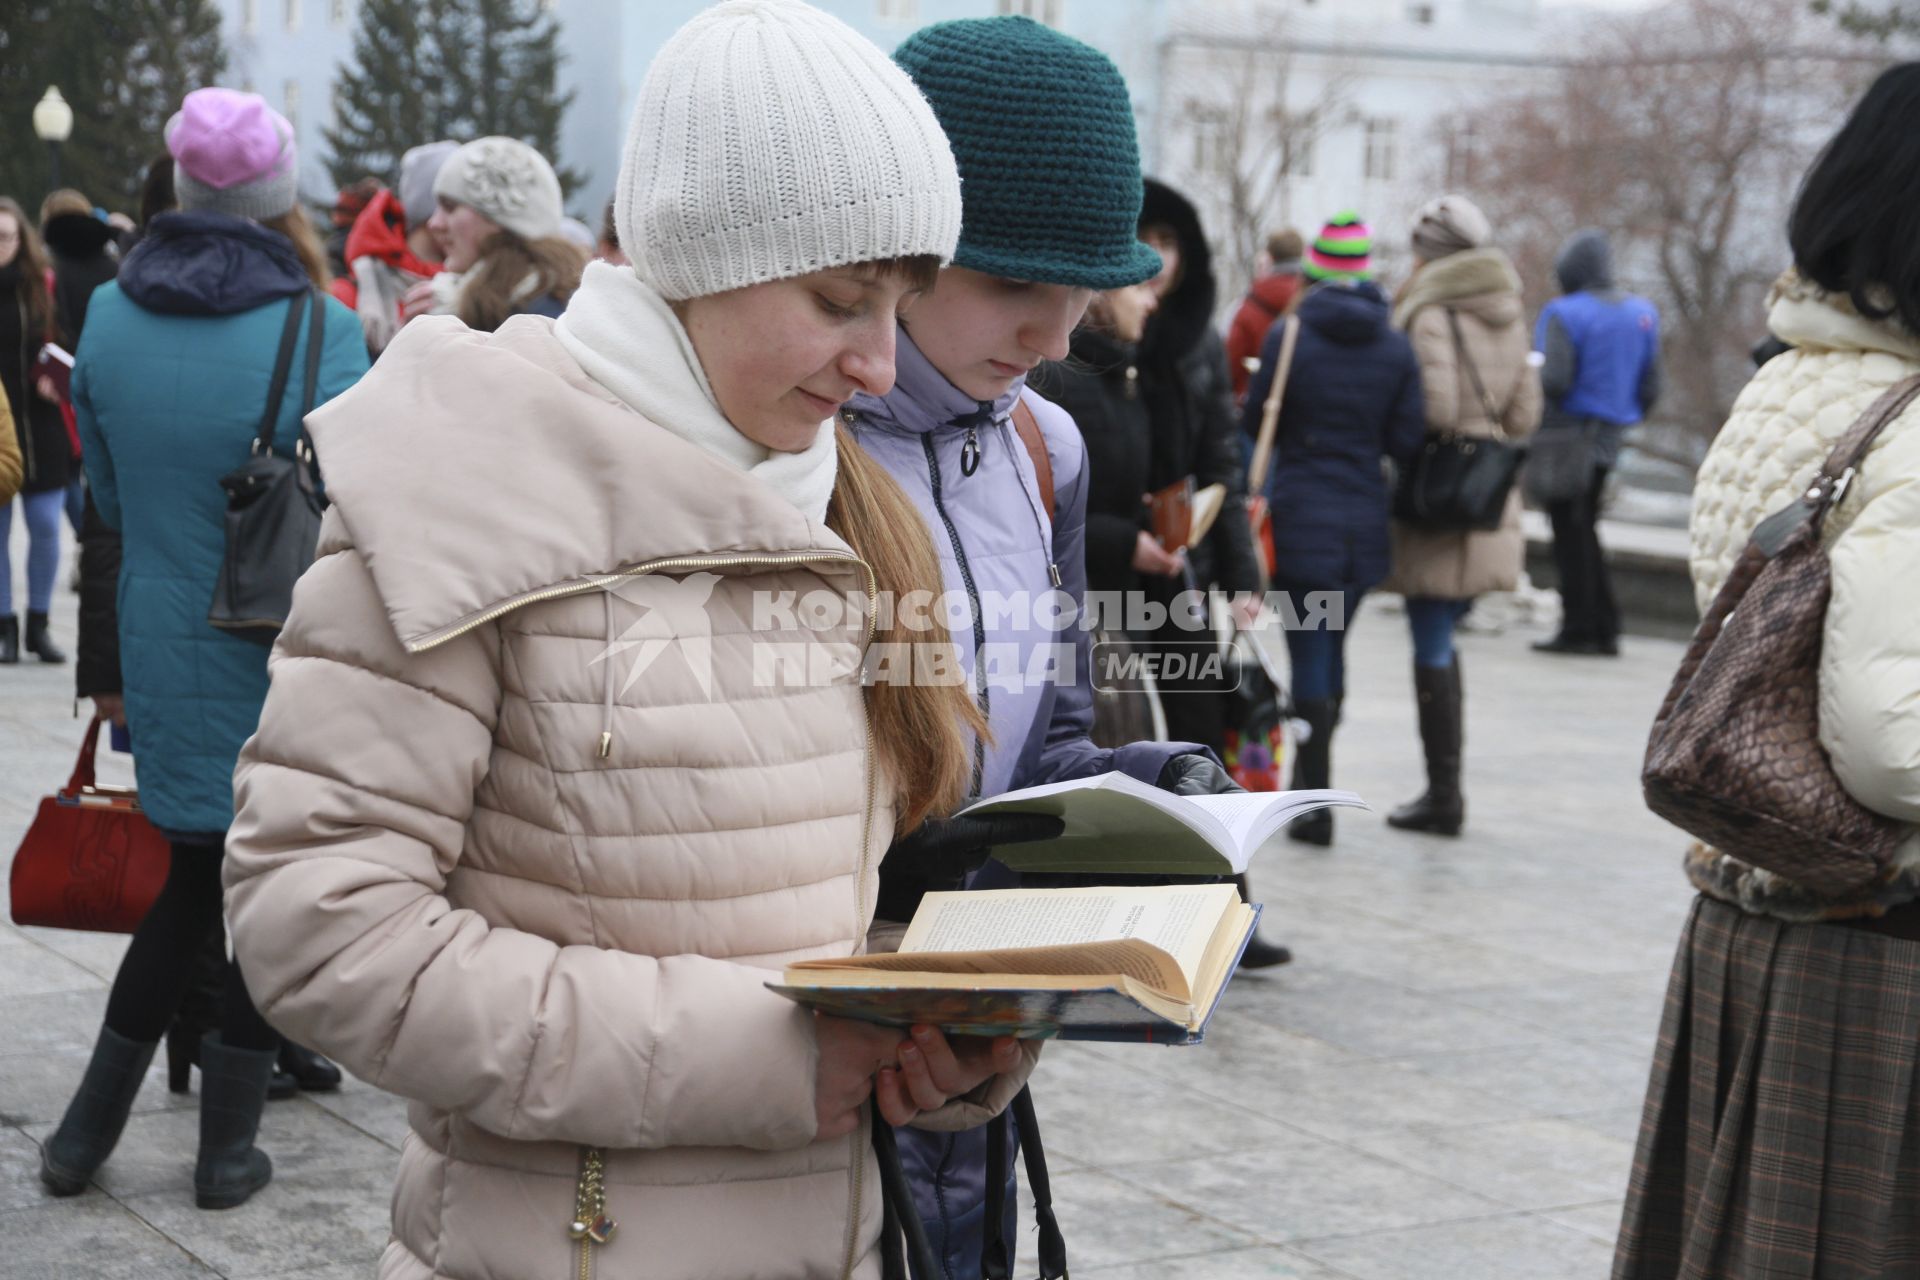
[1250,270,1300,311]
[117,210,310,315]
[1765,267,1920,363]
[1299,279,1390,345]
[1068,324,1134,372]
[42,212,116,260]
[1555,229,1614,294]
[308,314,853,649]
[849,323,1025,435]
[1137,178,1217,365]
[343,188,441,277]
[1393,246,1524,330]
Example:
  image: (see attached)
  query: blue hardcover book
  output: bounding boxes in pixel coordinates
[768,885,1259,1045]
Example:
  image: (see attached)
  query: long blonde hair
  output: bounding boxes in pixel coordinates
[259,207,332,289]
[827,431,987,833]
[458,231,589,332]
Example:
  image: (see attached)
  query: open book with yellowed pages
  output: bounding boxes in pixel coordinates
[768,883,1255,1044]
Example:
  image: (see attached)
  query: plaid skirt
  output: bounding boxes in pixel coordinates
[1614,894,1920,1279]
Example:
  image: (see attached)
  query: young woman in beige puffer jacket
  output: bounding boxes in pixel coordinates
[1381,196,1542,837]
[222,5,1038,1278]
[1614,64,1920,1279]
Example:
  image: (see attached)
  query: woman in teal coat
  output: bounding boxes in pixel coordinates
[45,89,367,1212]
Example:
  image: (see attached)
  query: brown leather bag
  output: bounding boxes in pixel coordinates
[1642,375,1920,895]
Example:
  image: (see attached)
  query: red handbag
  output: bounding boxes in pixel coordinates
[10,717,171,933]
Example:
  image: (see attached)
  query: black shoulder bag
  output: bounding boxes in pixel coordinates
[1392,309,1529,532]
[208,290,328,644]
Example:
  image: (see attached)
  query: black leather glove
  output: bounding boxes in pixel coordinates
[876,812,1065,921]
[1157,753,1244,797]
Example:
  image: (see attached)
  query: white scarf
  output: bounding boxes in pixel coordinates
[554,261,838,522]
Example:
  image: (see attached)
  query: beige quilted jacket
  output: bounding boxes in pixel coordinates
[1683,273,1920,919]
[227,315,907,1280]
[1382,247,1544,600]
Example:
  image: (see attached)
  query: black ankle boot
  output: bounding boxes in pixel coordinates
[25,610,65,664]
[41,1027,158,1196]
[278,1041,342,1093]
[1230,874,1292,968]
[193,1034,275,1210]
[1286,698,1337,846]
[0,615,17,664]
[1388,660,1465,837]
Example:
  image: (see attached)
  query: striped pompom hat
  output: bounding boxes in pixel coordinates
[1303,211,1373,282]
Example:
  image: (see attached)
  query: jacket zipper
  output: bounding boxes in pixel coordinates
[568,1145,614,1280]
[838,552,879,1280]
[437,546,881,1275]
[920,433,990,797]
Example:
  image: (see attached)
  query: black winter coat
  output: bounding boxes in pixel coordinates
[0,262,71,494]
[1137,180,1262,597]
[76,491,121,698]
[45,213,120,350]
[1032,328,1153,600]
[1240,280,1425,591]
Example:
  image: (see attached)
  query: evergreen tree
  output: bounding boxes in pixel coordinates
[0,0,227,207]
[327,0,578,198]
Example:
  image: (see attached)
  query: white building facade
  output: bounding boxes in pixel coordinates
[206,0,1558,287]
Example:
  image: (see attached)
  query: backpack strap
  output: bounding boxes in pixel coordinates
[1011,398,1054,528]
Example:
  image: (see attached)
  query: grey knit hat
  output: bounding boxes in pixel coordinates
[165,88,300,221]
[398,140,459,233]
[434,137,564,242]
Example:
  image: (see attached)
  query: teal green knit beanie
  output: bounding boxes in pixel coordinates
[894,16,1163,290]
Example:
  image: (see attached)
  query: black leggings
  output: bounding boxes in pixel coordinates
[102,839,279,1051]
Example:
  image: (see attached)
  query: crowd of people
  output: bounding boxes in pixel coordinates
[8,1,1918,1276]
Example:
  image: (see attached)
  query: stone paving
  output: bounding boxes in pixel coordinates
[0,540,1697,1278]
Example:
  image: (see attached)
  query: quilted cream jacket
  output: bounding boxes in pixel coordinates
[226,314,977,1280]
[1683,274,1920,920]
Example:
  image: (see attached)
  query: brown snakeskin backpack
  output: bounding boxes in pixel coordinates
[1642,374,1920,895]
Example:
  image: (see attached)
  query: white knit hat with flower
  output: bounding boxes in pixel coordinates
[615,0,962,300]
[433,136,564,242]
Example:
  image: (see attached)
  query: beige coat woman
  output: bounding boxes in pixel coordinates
[1382,247,1543,600]
[225,315,1019,1280]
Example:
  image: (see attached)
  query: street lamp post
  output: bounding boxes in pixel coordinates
[32,87,74,192]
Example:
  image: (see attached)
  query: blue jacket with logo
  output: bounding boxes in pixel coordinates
[1535,229,1661,429]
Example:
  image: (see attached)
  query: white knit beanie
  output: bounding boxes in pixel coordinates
[434,137,564,242]
[617,0,962,300]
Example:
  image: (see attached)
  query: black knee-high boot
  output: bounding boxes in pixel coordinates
[1286,698,1337,846]
[193,1033,275,1210]
[1387,659,1464,836]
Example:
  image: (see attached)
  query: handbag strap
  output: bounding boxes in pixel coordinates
[254,292,309,456]
[1011,399,1054,527]
[64,715,106,795]
[1807,373,1920,511]
[1445,309,1518,433]
[1658,373,1920,726]
[1247,315,1300,493]
[872,1105,940,1280]
[298,290,326,449]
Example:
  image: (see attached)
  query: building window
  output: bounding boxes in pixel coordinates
[1187,106,1231,175]
[875,0,919,23]
[284,78,301,131]
[1364,117,1397,182]
[331,0,349,25]
[1275,111,1314,178]
[996,0,1063,25]
[1407,2,1435,22]
[242,0,258,35]
[1445,120,1478,186]
[285,0,301,31]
